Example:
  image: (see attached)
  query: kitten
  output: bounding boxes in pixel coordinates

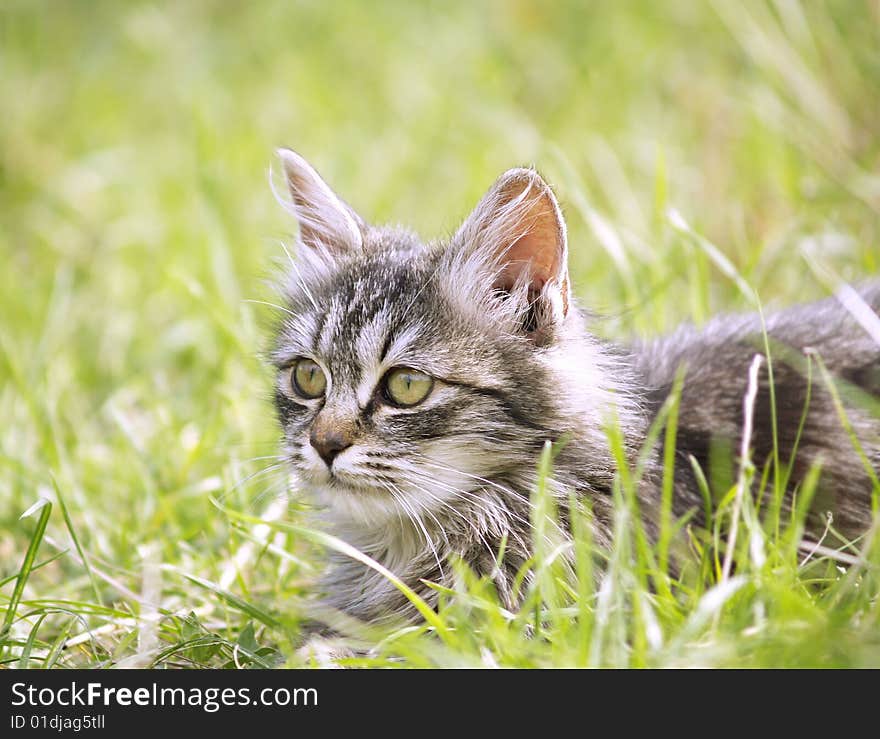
[269,149,880,626]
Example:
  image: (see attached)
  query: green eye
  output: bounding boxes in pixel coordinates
[291,358,327,399]
[383,367,434,407]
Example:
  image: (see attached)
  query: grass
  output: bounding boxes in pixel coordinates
[1,0,879,668]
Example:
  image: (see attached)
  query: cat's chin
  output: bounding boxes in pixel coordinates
[294,468,401,527]
[312,481,404,528]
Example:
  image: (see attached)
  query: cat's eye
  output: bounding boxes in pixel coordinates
[291,358,327,399]
[383,367,434,407]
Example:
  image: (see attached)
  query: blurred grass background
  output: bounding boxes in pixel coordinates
[1,0,879,667]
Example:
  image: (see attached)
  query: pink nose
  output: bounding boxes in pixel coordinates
[310,427,353,467]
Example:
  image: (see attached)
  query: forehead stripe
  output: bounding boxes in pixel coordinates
[310,308,330,355]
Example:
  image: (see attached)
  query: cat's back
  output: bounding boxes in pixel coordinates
[628,282,880,536]
[632,282,880,395]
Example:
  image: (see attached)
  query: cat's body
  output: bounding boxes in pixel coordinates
[635,288,880,542]
[269,149,880,626]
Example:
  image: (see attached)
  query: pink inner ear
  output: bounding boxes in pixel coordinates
[491,192,568,315]
[495,228,560,290]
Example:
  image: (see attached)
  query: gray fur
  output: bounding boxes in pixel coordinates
[633,285,880,539]
[269,151,880,625]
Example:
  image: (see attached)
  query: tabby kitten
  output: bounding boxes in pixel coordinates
[269,149,880,626]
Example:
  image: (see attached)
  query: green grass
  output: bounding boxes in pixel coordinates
[1,0,879,668]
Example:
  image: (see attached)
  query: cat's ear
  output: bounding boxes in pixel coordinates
[275,148,363,252]
[454,167,570,337]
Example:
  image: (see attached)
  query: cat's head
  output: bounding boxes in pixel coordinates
[269,150,615,528]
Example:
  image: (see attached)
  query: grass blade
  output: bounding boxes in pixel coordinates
[165,568,283,631]
[211,498,450,639]
[17,613,49,669]
[51,474,103,605]
[1,498,53,652]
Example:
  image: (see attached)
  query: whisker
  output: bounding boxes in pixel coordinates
[412,455,542,507]
[382,482,445,578]
[380,459,525,550]
[403,461,535,529]
[218,461,287,501]
[398,483,452,550]
[232,454,287,465]
[251,483,292,509]
[399,478,497,562]
[243,298,298,317]
[404,456,567,546]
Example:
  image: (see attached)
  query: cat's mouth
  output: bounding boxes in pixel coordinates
[325,471,381,492]
[297,459,390,497]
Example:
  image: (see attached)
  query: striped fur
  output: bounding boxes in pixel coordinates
[269,150,880,625]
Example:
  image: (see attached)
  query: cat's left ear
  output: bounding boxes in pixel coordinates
[454,167,570,337]
[275,148,364,252]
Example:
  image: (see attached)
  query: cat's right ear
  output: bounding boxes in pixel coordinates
[452,166,570,343]
[274,149,363,252]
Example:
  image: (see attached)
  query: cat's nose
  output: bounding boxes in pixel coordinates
[310,426,353,467]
